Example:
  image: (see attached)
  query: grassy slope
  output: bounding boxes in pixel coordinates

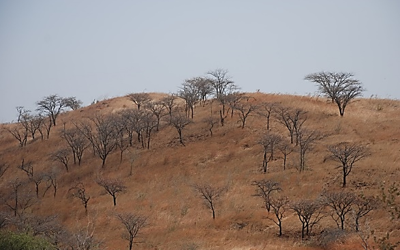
[0,93,399,250]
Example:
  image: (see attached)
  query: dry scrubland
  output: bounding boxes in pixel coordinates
[0,93,399,250]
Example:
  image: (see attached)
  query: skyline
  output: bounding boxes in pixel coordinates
[1,1,399,123]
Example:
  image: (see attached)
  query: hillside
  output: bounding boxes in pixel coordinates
[0,92,399,250]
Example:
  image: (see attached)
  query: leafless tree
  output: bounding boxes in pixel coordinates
[64,96,83,110]
[275,106,307,145]
[40,115,53,139]
[305,72,364,116]
[144,101,166,131]
[252,179,282,212]
[179,79,202,119]
[277,140,293,170]
[5,178,23,217]
[120,109,143,147]
[69,217,102,250]
[234,101,258,129]
[142,111,158,149]
[115,212,147,250]
[16,106,29,123]
[191,76,213,105]
[258,133,282,173]
[5,178,36,217]
[353,195,378,232]
[226,92,245,118]
[128,93,151,110]
[43,170,58,198]
[203,116,218,136]
[327,142,369,187]
[5,124,28,147]
[69,183,91,215]
[80,115,118,167]
[193,183,226,220]
[207,69,237,116]
[51,148,70,172]
[0,161,9,178]
[96,177,126,206]
[170,111,192,146]
[17,159,44,198]
[30,171,45,198]
[112,115,130,162]
[207,69,236,100]
[322,190,357,230]
[36,94,68,126]
[61,127,89,165]
[27,114,44,140]
[268,196,289,236]
[257,102,276,131]
[291,199,324,239]
[297,129,322,172]
[160,94,177,123]
[17,158,33,178]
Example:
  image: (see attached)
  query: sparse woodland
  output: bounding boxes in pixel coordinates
[0,70,399,250]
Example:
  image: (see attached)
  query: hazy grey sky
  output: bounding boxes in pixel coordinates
[1,1,399,123]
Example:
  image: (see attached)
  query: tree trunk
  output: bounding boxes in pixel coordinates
[113,195,117,206]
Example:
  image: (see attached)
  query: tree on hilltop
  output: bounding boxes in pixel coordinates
[305,72,364,116]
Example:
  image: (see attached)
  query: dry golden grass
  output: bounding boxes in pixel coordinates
[0,93,399,250]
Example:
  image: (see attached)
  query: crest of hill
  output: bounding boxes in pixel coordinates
[0,92,399,250]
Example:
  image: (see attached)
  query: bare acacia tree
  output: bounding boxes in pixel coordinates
[226,92,245,118]
[257,102,276,131]
[17,158,33,178]
[120,109,143,147]
[170,111,192,146]
[268,196,289,236]
[43,170,58,198]
[277,140,293,170]
[160,94,177,123]
[322,190,357,230]
[179,80,200,119]
[144,101,165,131]
[96,177,126,206]
[191,76,213,105]
[5,123,28,147]
[258,133,282,173]
[275,106,307,145]
[5,178,36,217]
[203,116,218,136]
[128,93,151,110]
[69,183,90,215]
[353,195,378,232]
[115,212,147,250]
[36,94,68,126]
[51,148,70,172]
[252,179,282,212]
[297,129,322,172]
[305,72,364,116]
[234,101,258,129]
[207,69,237,116]
[79,115,118,167]
[30,172,45,198]
[61,127,89,165]
[64,96,83,110]
[291,199,324,239]
[193,183,226,220]
[327,142,369,187]
[142,111,158,149]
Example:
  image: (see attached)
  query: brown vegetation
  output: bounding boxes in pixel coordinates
[0,92,399,249]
